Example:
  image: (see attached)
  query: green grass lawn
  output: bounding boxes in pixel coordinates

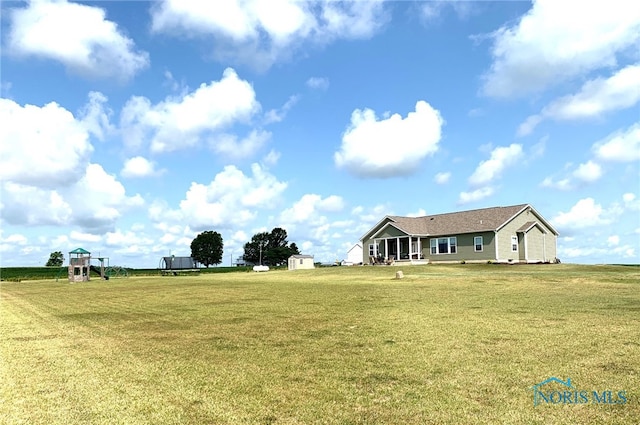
[1,264,638,424]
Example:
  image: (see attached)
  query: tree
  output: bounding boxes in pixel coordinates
[243,228,300,266]
[242,232,270,265]
[46,251,64,267]
[190,231,224,268]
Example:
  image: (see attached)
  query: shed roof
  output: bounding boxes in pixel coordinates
[69,247,90,254]
[289,255,314,259]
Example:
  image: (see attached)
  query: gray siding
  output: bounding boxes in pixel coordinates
[423,232,496,262]
[497,206,556,262]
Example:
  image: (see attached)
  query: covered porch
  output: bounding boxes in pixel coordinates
[369,235,427,265]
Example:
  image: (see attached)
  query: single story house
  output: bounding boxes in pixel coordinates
[288,254,315,270]
[343,242,363,266]
[361,204,558,264]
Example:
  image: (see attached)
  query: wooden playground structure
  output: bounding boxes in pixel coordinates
[67,248,128,282]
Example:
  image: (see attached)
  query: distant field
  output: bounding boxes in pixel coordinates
[0,266,255,281]
[1,264,638,424]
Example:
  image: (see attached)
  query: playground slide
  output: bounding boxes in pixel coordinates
[89,265,110,280]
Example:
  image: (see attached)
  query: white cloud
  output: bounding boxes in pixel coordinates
[541,160,603,190]
[622,193,640,211]
[151,0,387,70]
[0,98,93,188]
[482,0,640,98]
[458,187,494,205]
[8,0,148,80]
[434,172,451,184]
[120,68,260,154]
[518,64,640,135]
[306,77,329,90]
[211,130,272,159]
[572,160,603,183]
[468,144,523,187]
[541,176,572,191]
[153,163,287,232]
[78,91,114,141]
[279,194,345,225]
[0,233,29,254]
[70,231,102,243]
[334,100,444,178]
[262,150,281,167]
[420,1,474,22]
[406,208,427,217]
[551,198,615,231]
[593,123,640,162]
[264,95,299,124]
[607,235,620,246]
[121,156,162,178]
[1,164,143,232]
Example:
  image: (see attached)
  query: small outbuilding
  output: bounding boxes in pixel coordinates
[288,254,315,270]
[343,242,363,265]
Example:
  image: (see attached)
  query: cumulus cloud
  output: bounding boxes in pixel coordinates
[121,156,163,178]
[7,0,148,80]
[211,130,272,159]
[593,123,640,162]
[1,164,143,232]
[458,187,495,205]
[572,160,603,183]
[120,68,260,154]
[434,172,451,184]
[468,144,523,187]
[152,163,287,231]
[551,198,616,231]
[0,98,93,188]
[482,0,640,98]
[280,194,345,225]
[334,100,444,178]
[518,64,640,135]
[78,91,114,141]
[151,0,387,70]
[541,160,603,190]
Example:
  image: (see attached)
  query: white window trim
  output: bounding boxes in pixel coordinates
[431,237,457,254]
[511,235,518,252]
[474,236,483,252]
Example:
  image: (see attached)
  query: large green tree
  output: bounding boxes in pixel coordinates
[45,251,64,267]
[243,227,300,266]
[190,231,224,268]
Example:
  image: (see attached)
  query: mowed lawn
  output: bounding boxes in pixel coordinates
[1,264,638,424]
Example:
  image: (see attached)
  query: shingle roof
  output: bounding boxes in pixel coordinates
[370,204,530,238]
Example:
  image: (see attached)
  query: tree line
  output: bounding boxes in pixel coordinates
[44,228,299,268]
[190,227,300,267]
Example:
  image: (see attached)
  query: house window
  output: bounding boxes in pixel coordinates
[474,236,483,252]
[368,244,378,256]
[299,259,303,264]
[438,238,448,254]
[431,237,457,254]
[511,235,518,252]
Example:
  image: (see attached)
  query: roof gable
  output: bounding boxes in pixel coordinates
[362,204,552,240]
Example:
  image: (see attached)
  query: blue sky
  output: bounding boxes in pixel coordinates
[1,0,638,268]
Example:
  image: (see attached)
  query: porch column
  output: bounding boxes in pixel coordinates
[384,239,388,259]
[396,238,400,259]
[408,236,412,257]
[418,238,421,258]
